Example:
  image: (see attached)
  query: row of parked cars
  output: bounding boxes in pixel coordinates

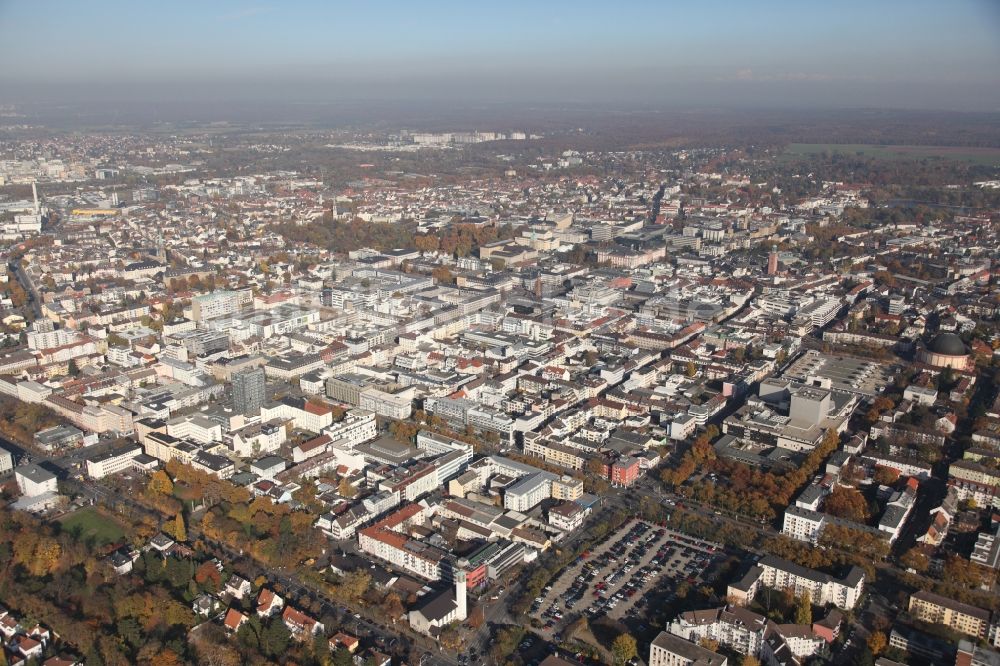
[624,536,723,627]
[581,523,672,619]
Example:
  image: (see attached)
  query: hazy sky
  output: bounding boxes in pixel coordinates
[2,0,999,111]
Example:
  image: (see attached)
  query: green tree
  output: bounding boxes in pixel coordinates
[106,333,129,348]
[236,620,260,651]
[260,618,291,658]
[165,555,192,589]
[332,648,353,666]
[312,631,332,666]
[116,617,143,650]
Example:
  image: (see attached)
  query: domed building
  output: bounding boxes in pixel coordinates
[919,332,972,371]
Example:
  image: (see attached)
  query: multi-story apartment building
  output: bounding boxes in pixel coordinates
[503,471,557,512]
[729,556,865,611]
[669,606,767,657]
[191,290,243,321]
[141,430,200,465]
[908,591,990,639]
[758,556,865,610]
[548,501,588,531]
[610,457,641,487]
[551,475,584,501]
[358,504,447,581]
[424,395,512,442]
[378,462,439,503]
[949,460,1000,509]
[227,419,286,458]
[649,632,728,666]
[322,408,377,448]
[264,353,325,381]
[523,434,588,470]
[192,450,236,479]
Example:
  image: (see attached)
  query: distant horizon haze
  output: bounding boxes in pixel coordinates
[1,0,999,113]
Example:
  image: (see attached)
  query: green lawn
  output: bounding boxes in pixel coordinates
[784,143,1000,166]
[59,507,126,547]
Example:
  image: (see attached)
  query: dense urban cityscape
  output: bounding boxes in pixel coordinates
[1,2,1000,666]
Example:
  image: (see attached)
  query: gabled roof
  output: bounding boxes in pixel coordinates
[223,608,247,630]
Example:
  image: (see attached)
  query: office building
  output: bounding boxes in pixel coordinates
[233,367,266,415]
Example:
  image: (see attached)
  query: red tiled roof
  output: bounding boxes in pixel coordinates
[223,608,247,630]
[282,605,318,632]
[257,588,276,612]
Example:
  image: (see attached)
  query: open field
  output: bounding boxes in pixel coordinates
[59,506,126,547]
[784,143,1000,165]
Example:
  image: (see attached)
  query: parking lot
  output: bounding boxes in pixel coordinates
[530,519,721,635]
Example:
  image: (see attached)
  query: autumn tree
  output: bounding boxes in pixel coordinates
[13,532,62,576]
[585,458,607,477]
[195,561,222,591]
[338,570,371,602]
[169,513,187,542]
[381,592,405,623]
[338,477,357,498]
[611,633,638,666]
[794,590,812,625]
[872,465,900,486]
[195,636,242,666]
[439,623,464,652]
[698,638,719,652]
[899,547,930,574]
[467,605,485,629]
[941,554,989,590]
[148,470,174,496]
[866,396,895,423]
[388,419,418,442]
[823,486,870,523]
[867,631,887,655]
[144,647,182,666]
[431,266,455,284]
[819,524,889,561]
[413,234,440,253]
